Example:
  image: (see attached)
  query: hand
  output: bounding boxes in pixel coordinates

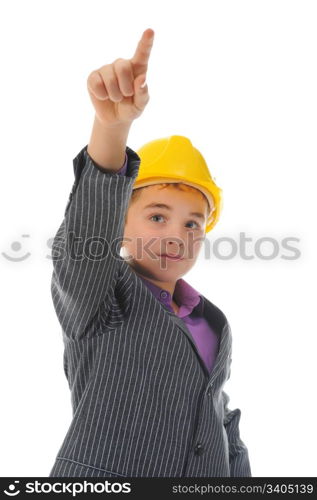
[87,28,155,127]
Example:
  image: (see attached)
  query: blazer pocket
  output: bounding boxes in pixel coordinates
[54,456,128,477]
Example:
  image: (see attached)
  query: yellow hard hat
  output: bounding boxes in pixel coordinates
[135,135,223,233]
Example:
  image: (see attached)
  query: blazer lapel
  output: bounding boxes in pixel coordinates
[169,313,210,378]
[168,295,231,385]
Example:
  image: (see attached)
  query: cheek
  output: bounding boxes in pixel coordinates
[186,232,205,253]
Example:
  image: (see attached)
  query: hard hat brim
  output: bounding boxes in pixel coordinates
[133,176,223,233]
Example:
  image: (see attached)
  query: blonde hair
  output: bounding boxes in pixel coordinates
[125,182,210,224]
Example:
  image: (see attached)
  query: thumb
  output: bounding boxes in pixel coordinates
[133,73,149,110]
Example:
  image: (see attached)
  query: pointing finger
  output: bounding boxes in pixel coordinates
[130,28,155,76]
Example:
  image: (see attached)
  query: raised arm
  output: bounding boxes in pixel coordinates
[50,29,155,341]
[50,141,140,341]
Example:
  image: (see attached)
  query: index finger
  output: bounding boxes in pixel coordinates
[130,28,155,76]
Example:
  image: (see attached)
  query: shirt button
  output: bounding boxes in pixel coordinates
[160,291,168,299]
[194,443,204,456]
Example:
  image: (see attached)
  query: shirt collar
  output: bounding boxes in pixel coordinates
[138,275,203,316]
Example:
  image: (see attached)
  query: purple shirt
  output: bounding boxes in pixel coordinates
[116,153,128,174]
[114,153,219,374]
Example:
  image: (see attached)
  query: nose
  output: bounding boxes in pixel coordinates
[162,237,185,257]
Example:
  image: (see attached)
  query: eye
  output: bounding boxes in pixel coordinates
[186,220,201,229]
[150,214,165,223]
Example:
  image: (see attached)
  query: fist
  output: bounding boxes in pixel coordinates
[87,28,155,127]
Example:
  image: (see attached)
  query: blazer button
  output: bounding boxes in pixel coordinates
[194,443,204,456]
[206,387,212,396]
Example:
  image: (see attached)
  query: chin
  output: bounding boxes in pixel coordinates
[124,257,192,281]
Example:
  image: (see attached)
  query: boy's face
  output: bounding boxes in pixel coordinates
[122,184,211,284]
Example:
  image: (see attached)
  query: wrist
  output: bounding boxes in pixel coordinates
[87,116,131,171]
[94,115,133,132]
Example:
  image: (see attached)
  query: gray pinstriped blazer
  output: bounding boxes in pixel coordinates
[49,144,252,477]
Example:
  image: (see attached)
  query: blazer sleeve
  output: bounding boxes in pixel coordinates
[50,144,140,341]
[222,388,252,477]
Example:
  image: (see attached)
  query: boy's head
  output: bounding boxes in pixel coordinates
[120,134,222,284]
[121,181,213,283]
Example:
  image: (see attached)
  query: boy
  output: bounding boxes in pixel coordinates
[49,28,251,477]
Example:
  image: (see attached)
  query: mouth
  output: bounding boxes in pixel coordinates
[159,254,184,261]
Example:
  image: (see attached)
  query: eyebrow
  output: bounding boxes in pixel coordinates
[142,202,206,221]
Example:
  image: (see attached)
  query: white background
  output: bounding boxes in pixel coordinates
[0,0,316,477]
